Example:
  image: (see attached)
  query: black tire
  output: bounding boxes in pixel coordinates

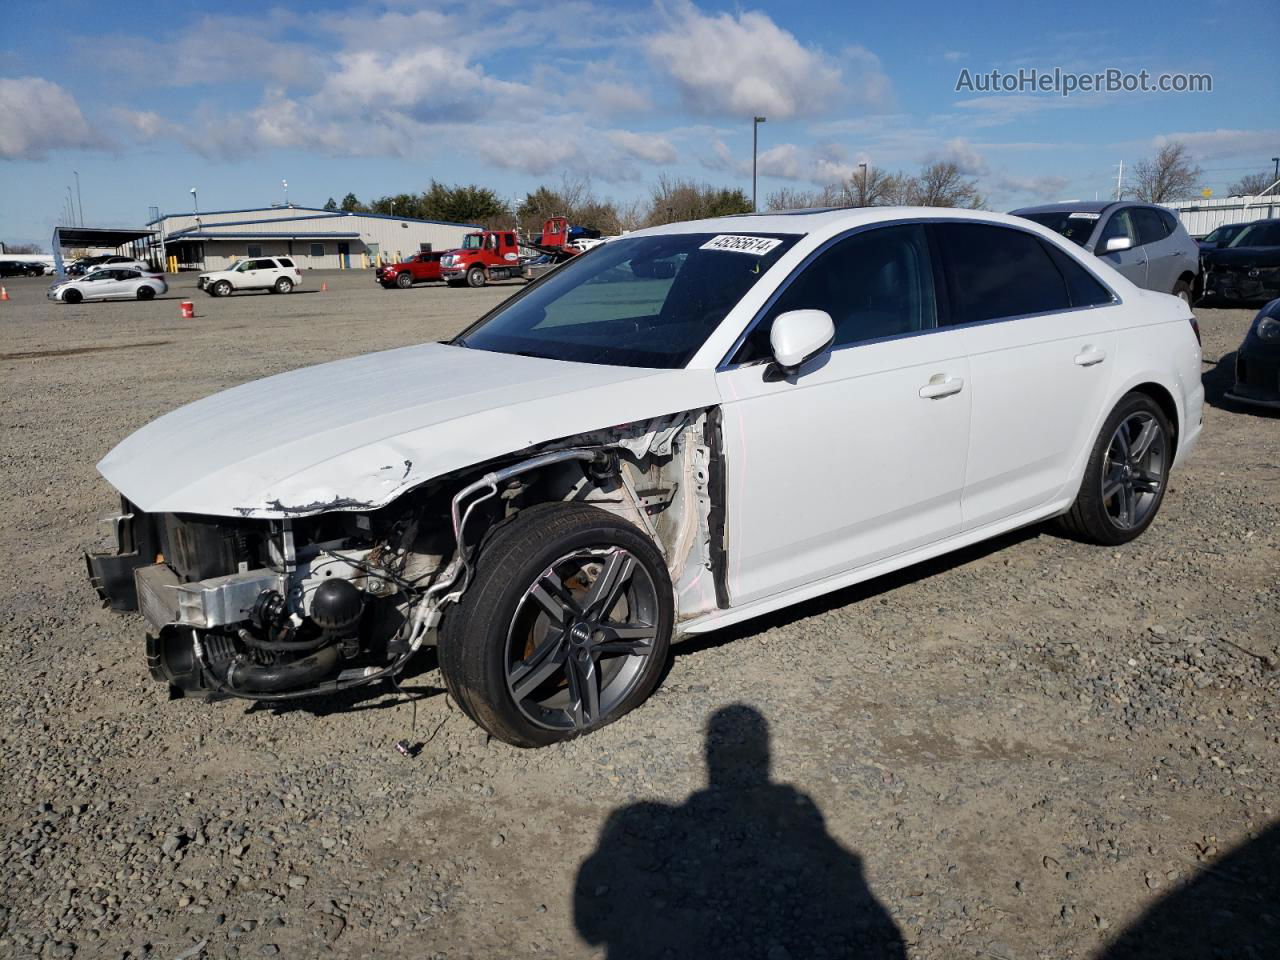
[274,277,293,294]
[136,285,155,301]
[439,502,673,747]
[213,280,233,298]
[1056,392,1173,545]
[396,272,413,289]
[1172,279,1193,306]
[465,265,486,288]
[62,288,82,305]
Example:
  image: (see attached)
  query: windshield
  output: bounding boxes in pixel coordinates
[461,234,484,250]
[1016,211,1098,248]
[1229,223,1280,247]
[455,232,799,369]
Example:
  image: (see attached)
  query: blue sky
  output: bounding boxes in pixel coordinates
[1,0,1276,245]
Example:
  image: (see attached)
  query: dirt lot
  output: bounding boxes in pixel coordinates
[0,270,1276,960]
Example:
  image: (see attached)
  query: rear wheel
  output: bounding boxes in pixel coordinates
[136,285,155,301]
[439,503,673,747]
[62,288,82,305]
[1056,392,1172,545]
[465,265,486,288]
[396,272,413,289]
[1173,279,1193,306]
[274,277,293,294]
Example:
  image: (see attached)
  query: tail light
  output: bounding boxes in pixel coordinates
[1189,316,1201,346]
[295,269,301,276]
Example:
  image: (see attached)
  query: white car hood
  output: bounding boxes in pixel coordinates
[99,342,719,518]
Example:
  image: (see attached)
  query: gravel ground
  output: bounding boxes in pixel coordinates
[0,270,1276,960]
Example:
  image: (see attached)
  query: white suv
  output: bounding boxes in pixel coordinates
[198,257,302,297]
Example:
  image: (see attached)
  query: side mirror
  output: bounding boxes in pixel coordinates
[766,309,835,381]
[1104,236,1133,253]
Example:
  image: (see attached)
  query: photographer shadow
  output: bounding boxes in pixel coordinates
[574,705,906,959]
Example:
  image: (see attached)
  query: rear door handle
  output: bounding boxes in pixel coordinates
[1074,347,1107,367]
[919,376,964,399]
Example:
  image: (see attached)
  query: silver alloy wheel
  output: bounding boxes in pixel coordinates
[504,546,659,732]
[1101,411,1167,530]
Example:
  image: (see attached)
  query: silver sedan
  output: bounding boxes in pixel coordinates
[49,268,168,304]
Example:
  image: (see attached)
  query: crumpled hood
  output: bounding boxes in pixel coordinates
[98,342,719,518]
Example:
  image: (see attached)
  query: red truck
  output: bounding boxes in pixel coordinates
[375,251,445,289]
[440,217,597,287]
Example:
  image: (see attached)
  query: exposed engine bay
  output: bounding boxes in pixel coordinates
[85,410,724,702]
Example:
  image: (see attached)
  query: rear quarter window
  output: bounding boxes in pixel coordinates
[277,258,294,268]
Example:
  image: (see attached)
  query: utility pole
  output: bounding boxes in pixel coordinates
[858,162,868,206]
[66,187,75,227]
[74,171,84,225]
[1115,160,1124,201]
[752,116,767,212]
[1271,157,1279,218]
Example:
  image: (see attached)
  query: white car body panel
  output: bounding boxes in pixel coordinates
[717,329,971,606]
[98,343,719,518]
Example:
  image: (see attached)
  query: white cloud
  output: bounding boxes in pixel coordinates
[570,80,653,116]
[756,142,864,185]
[942,50,968,62]
[932,137,988,175]
[606,129,677,165]
[0,76,99,160]
[646,5,844,119]
[990,172,1071,201]
[111,108,170,142]
[1152,129,1280,161]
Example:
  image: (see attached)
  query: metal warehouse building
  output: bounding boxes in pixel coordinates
[147,205,480,271]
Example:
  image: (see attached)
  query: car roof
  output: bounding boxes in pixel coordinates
[626,205,1061,241]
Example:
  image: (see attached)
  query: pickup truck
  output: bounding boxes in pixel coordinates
[376,251,444,289]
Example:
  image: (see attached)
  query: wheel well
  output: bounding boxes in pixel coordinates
[1177,270,1196,288]
[1130,382,1179,446]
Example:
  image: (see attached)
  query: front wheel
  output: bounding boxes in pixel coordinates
[439,503,673,747]
[396,272,413,289]
[62,288,83,305]
[274,277,293,294]
[212,280,233,298]
[465,266,486,288]
[1056,392,1173,545]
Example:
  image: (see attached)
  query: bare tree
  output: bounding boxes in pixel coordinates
[847,167,905,207]
[2,242,43,254]
[765,187,821,211]
[904,161,985,208]
[1129,142,1203,203]
[1229,170,1276,197]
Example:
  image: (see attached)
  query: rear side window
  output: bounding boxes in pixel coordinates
[1158,210,1180,235]
[1132,208,1171,245]
[933,223,1071,324]
[739,223,936,362]
[252,259,276,270]
[1041,242,1114,307]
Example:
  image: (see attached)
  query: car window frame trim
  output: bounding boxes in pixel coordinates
[715,216,1123,372]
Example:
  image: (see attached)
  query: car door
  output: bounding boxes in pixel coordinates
[85,271,120,300]
[931,222,1121,530]
[1132,207,1179,294]
[1094,209,1147,287]
[715,223,971,606]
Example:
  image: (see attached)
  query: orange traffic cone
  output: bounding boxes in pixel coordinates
[0,286,9,301]
[320,281,328,292]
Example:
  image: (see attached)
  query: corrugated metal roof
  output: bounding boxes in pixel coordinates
[148,205,481,229]
[167,231,361,241]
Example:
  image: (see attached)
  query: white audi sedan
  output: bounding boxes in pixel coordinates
[86,208,1203,746]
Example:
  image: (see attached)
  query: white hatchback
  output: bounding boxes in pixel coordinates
[87,207,1203,747]
[198,257,302,297]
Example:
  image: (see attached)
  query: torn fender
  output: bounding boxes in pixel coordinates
[97,342,721,518]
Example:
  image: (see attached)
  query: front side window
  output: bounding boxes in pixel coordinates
[934,222,1072,324]
[456,232,798,369]
[1230,222,1280,247]
[462,234,483,250]
[1097,210,1138,248]
[735,223,936,364]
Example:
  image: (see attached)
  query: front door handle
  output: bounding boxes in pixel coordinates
[1074,347,1107,367]
[919,376,964,399]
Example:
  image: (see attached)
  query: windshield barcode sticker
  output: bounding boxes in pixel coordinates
[700,235,783,255]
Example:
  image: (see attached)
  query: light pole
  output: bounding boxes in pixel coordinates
[73,171,84,225]
[282,179,289,207]
[1271,157,1279,218]
[858,162,868,206]
[190,187,199,216]
[752,116,767,212]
